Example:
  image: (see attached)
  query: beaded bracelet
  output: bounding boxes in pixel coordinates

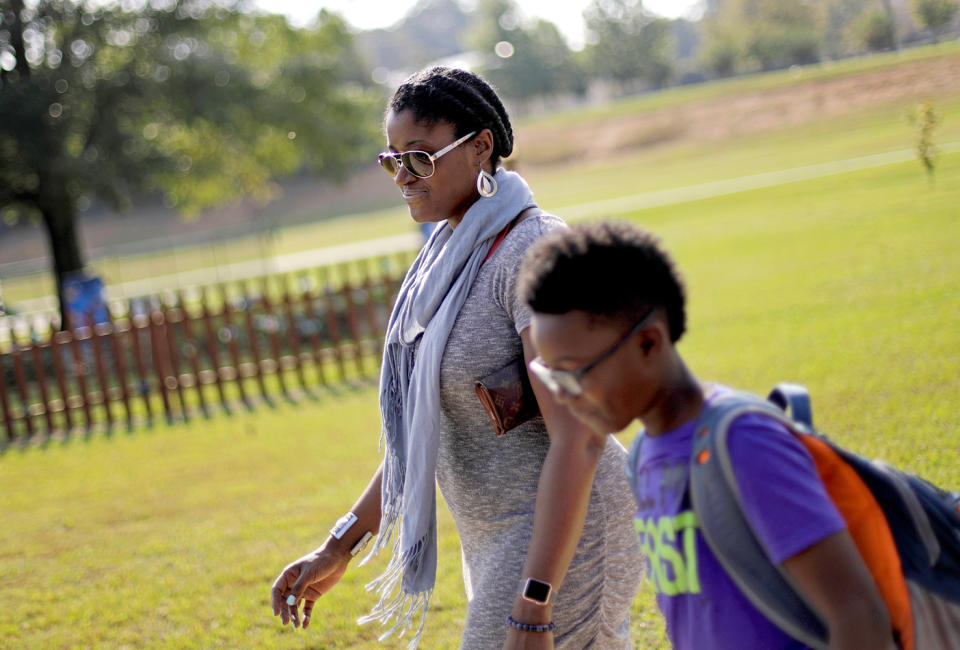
[506,614,556,633]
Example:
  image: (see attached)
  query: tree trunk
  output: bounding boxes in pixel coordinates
[880,0,901,51]
[9,0,31,79]
[39,188,85,330]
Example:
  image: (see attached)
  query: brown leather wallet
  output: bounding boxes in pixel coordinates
[474,358,541,436]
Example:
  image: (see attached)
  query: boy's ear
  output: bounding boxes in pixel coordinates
[637,324,663,357]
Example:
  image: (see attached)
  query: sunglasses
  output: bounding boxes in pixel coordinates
[377,131,476,179]
[528,309,656,397]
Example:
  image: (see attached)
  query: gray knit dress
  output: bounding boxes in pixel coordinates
[434,212,643,649]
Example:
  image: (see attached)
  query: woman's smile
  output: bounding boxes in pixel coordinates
[401,186,428,202]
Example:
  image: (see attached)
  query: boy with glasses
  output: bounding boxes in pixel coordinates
[516,221,898,650]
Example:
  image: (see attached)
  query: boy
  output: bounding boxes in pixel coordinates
[516,221,898,650]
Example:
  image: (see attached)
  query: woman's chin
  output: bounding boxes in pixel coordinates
[403,201,423,220]
[410,209,441,225]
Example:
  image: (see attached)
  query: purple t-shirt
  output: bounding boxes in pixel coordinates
[628,387,846,650]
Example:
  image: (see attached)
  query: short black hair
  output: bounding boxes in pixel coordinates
[387,66,514,169]
[519,221,687,342]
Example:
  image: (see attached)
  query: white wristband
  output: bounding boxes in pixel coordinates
[330,512,358,540]
[350,531,374,556]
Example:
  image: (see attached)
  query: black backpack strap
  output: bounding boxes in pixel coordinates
[833,444,960,602]
[690,391,830,649]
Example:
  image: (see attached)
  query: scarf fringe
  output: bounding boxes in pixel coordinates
[357,590,431,650]
[358,532,433,649]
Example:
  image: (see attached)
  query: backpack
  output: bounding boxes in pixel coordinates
[628,383,960,650]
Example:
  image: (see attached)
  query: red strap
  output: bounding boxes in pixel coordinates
[483,221,513,264]
[484,207,533,264]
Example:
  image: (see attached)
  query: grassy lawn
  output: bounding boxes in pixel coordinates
[2,134,958,647]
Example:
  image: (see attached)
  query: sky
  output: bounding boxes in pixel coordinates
[253,0,703,50]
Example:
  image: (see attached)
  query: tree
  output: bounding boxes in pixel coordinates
[744,0,822,70]
[582,0,673,90]
[908,101,939,181]
[700,0,823,73]
[357,0,471,74]
[466,0,584,102]
[854,8,897,51]
[700,23,742,76]
[0,0,380,327]
[820,0,872,58]
[879,0,902,49]
[913,0,959,42]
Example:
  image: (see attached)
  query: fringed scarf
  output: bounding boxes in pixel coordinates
[358,168,535,648]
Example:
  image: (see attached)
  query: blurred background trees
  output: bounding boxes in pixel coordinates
[582,0,674,90]
[913,0,960,41]
[456,0,958,97]
[466,0,585,101]
[701,0,823,73]
[356,0,469,77]
[0,0,380,325]
[853,7,898,51]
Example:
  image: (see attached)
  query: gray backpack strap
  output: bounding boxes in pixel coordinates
[768,382,814,428]
[689,391,829,649]
[625,429,645,488]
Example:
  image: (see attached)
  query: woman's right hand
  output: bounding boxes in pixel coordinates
[270,543,350,629]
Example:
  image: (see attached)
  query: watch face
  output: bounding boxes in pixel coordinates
[523,578,552,604]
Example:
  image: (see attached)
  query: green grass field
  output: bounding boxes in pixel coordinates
[2,50,960,648]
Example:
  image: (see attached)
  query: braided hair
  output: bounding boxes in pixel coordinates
[388,67,514,169]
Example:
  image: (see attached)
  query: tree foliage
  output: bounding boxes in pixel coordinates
[913,0,959,41]
[0,0,381,324]
[582,0,673,89]
[854,8,896,51]
[908,101,939,179]
[701,0,823,73]
[466,0,584,101]
[821,0,872,57]
[356,0,470,74]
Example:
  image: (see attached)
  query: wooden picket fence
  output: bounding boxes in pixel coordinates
[0,253,414,444]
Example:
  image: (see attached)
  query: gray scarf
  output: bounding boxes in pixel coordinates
[358,168,535,647]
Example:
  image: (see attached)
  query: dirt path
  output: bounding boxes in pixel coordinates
[517,54,960,166]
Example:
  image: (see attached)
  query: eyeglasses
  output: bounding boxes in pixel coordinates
[528,309,656,397]
[377,131,476,179]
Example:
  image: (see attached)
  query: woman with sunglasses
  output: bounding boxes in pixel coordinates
[270,67,641,649]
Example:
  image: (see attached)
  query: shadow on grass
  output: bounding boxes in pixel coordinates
[0,375,382,457]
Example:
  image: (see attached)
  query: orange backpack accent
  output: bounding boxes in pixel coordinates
[675,384,960,650]
[798,434,913,649]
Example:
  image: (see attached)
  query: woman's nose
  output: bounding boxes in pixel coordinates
[394,164,414,186]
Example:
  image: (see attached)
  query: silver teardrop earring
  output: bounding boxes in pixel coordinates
[477,169,498,198]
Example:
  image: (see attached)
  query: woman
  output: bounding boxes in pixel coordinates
[270,67,641,649]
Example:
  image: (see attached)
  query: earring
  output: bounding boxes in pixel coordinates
[477,169,498,198]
